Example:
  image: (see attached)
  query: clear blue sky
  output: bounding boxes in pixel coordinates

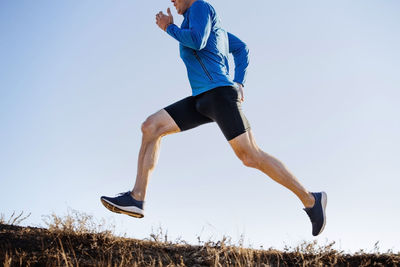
[1,0,399,253]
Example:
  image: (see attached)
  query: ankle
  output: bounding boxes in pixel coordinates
[131,191,145,202]
[304,192,315,208]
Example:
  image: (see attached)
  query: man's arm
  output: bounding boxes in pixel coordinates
[165,2,212,50]
[228,32,249,87]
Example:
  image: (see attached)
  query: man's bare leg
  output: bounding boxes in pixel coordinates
[131,109,180,201]
[229,130,315,208]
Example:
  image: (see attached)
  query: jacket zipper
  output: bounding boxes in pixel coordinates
[193,51,213,81]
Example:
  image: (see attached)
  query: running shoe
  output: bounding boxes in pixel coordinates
[303,192,327,236]
[100,191,144,218]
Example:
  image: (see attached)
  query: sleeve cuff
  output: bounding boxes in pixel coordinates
[166,24,177,36]
[233,80,245,87]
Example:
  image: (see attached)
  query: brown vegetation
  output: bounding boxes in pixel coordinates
[0,211,399,266]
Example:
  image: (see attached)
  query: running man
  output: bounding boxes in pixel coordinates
[101,0,327,236]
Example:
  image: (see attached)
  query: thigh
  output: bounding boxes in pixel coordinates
[164,96,213,132]
[196,86,251,141]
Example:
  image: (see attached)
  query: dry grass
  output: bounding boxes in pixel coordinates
[42,208,115,236]
[0,210,399,266]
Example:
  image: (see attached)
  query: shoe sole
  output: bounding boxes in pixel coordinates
[100,198,144,218]
[316,192,328,235]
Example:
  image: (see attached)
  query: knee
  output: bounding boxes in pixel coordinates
[237,150,259,169]
[141,116,162,139]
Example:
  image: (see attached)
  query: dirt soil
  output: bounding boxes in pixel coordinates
[1,223,399,266]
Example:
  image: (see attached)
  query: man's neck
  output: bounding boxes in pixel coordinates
[183,0,198,17]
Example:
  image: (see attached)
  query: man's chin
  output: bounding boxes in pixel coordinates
[175,8,183,15]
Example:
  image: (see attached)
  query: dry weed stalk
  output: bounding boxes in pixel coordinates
[0,211,31,226]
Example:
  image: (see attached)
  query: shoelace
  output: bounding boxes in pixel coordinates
[117,191,131,197]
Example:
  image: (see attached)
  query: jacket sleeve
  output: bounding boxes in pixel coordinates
[166,2,211,50]
[228,32,249,86]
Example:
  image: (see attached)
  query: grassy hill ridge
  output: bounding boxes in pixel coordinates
[1,223,399,266]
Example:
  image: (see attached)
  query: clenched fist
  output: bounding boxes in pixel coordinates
[156,8,174,31]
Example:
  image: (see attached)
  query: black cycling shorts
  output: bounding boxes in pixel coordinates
[164,86,250,141]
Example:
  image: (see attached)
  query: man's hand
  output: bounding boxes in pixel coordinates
[156,8,174,31]
[236,83,244,102]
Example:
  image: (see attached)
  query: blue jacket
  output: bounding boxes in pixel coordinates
[166,0,249,96]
